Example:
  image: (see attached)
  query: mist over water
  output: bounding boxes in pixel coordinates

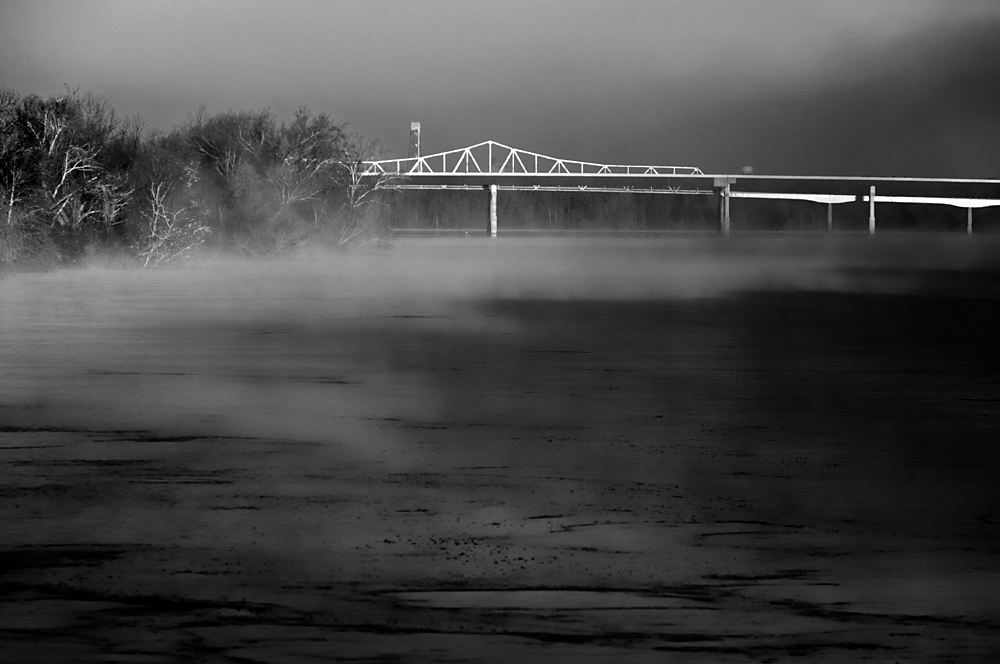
[3,235,999,661]
[4,0,1000,655]
[2,235,998,443]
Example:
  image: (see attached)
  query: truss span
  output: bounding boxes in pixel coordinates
[362,140,703,177]
[390,184,710,195]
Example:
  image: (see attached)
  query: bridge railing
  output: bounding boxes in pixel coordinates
[362,140,704,177]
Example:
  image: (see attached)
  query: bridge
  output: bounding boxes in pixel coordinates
[363,132,1000,236]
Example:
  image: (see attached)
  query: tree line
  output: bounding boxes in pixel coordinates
[4,87,994,270]
[1,87,390,269]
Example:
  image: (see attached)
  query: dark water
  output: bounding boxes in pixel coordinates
[2,236,999,662]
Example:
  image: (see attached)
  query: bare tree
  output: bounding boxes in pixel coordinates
[0,90,53,264]
[185,107,351,254]
[260,130,338,218]
[1,154,31,231]
[14,89,135,245]
[330,134,399,247]
[134,174,210,269]
[0,204,48,267]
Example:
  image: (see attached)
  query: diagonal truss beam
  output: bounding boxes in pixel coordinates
[362,140,704,177]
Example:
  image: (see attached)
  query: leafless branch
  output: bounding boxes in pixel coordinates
[135,182,210,268]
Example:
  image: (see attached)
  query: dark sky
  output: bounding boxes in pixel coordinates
[2,0,998,176]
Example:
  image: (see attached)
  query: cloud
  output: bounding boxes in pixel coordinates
[676,14,1000,176]
[1,1,997,175]
[514,9,1000,177]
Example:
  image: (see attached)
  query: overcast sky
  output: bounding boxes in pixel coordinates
[2,0,998,176]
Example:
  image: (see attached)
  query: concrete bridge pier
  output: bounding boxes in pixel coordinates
[869,185,876,234]
[488,184,498,237]
[715,178,731,234]
[723,184,730,234]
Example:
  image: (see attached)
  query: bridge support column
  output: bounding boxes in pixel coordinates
[715,178,731,234]
[827,202,833,232]
[967,207,973,235]
[717,185,731,234]
[869,185,876,235]
[489,184,498,237]
[724,184,730,234]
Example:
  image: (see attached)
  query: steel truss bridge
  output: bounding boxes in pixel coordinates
[363,140,1000,235]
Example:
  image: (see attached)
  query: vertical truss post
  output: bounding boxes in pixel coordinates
[489,184,498,237]
[869,186,876,235]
